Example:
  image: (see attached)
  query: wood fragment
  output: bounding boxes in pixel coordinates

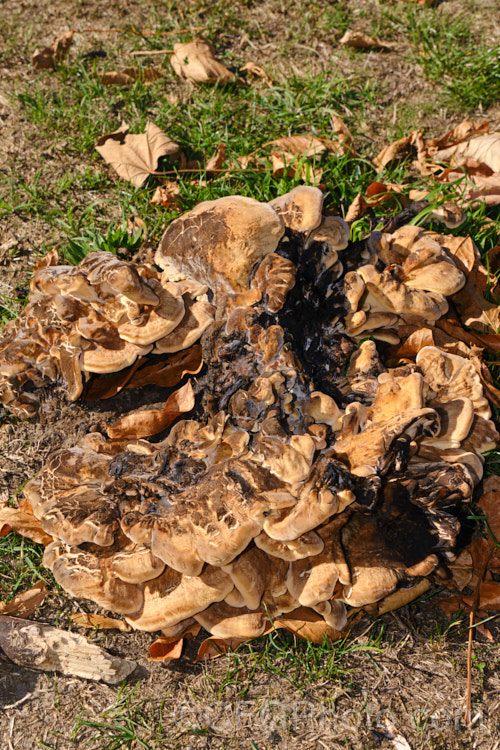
[0,616,136,684]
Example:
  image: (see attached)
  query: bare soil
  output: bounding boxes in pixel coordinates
[1,1,499,748]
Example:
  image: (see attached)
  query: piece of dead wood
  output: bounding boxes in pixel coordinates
[95,121,182,187]
[32,31,74,70]
[0,616,136,683]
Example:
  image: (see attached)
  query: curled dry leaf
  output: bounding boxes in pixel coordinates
[331,114,357,156]
[345,193,368,223]
[240,61,274,87]
[339,30,395,50]
[0,581,48,618]
[106,379,195,439]
[171,38,234,84]
[150,183,182,211]
[84,357,148,401]
[101,68,162,85]
[272,606,344,645]
[124,344,203,389]
[479,476,500,542]
[267,135,329,158]
[0,506,53,545]
[95,121,182,188]
[148,636,184,661]
[462,581,500,612]
[373,132,418,170]
[205,144,226,174]
[71,613,132,631]
[425,120,489,151]
[196,636,249,661]
[32,30,74,70]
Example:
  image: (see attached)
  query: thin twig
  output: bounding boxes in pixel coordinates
[77,26,203,36]
[464,609,474,728]
[128,49,173,56]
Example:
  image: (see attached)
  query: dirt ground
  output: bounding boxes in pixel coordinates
[1,0,500,748]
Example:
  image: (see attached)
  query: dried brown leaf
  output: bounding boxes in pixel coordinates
[451,260,500,334]
[394,327,436,359]
[339,30,395,50]
[240,61,274,86]
[266,135,328,158]
[196,636,249,661]
[84,356,147,400]
[373,132,417,170]
[205,144,226,174]
[125,345,203,389]
[101,68,162,85]
[171,38,234,84]
[150,183,182,211]
[480,476,500,542]
[462,581,500,611]
[95,121,181,188]
[32,31,74,70]
[273,607,344,644]
[426,120,489,151]
[0,507,53,546]
[330,114,357,156]
[433,133,500,172]
[106,379,195,439]
[71,613,132,631]
[345,193,368,223]
[0,581,48,618]
[148,636,184,661]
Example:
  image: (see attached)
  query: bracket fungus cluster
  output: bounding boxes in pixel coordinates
[0,250,214,417]
[2,186,498,642]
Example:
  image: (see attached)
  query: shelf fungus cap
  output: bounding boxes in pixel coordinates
[79,251,160,306]
[155,196,285,294]
[269,186,324,237]
[125,565,233,631]
[43,541,144,614]
[154,291,215,354]
[117,280,185,345]
[194,601,269,638]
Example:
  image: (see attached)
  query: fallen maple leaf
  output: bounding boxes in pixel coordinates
[240,61,274,87]
[106,379,195,439]
[339,30,395,50]
[150,183,182,211]
[0,506,53,545]
[101,68,162,85]
[433,133,500,173]
[171,38,234,84]
[71,613,131,631]
[0,581,48,618]
[32,31,74,70]
[95,122,182,188]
